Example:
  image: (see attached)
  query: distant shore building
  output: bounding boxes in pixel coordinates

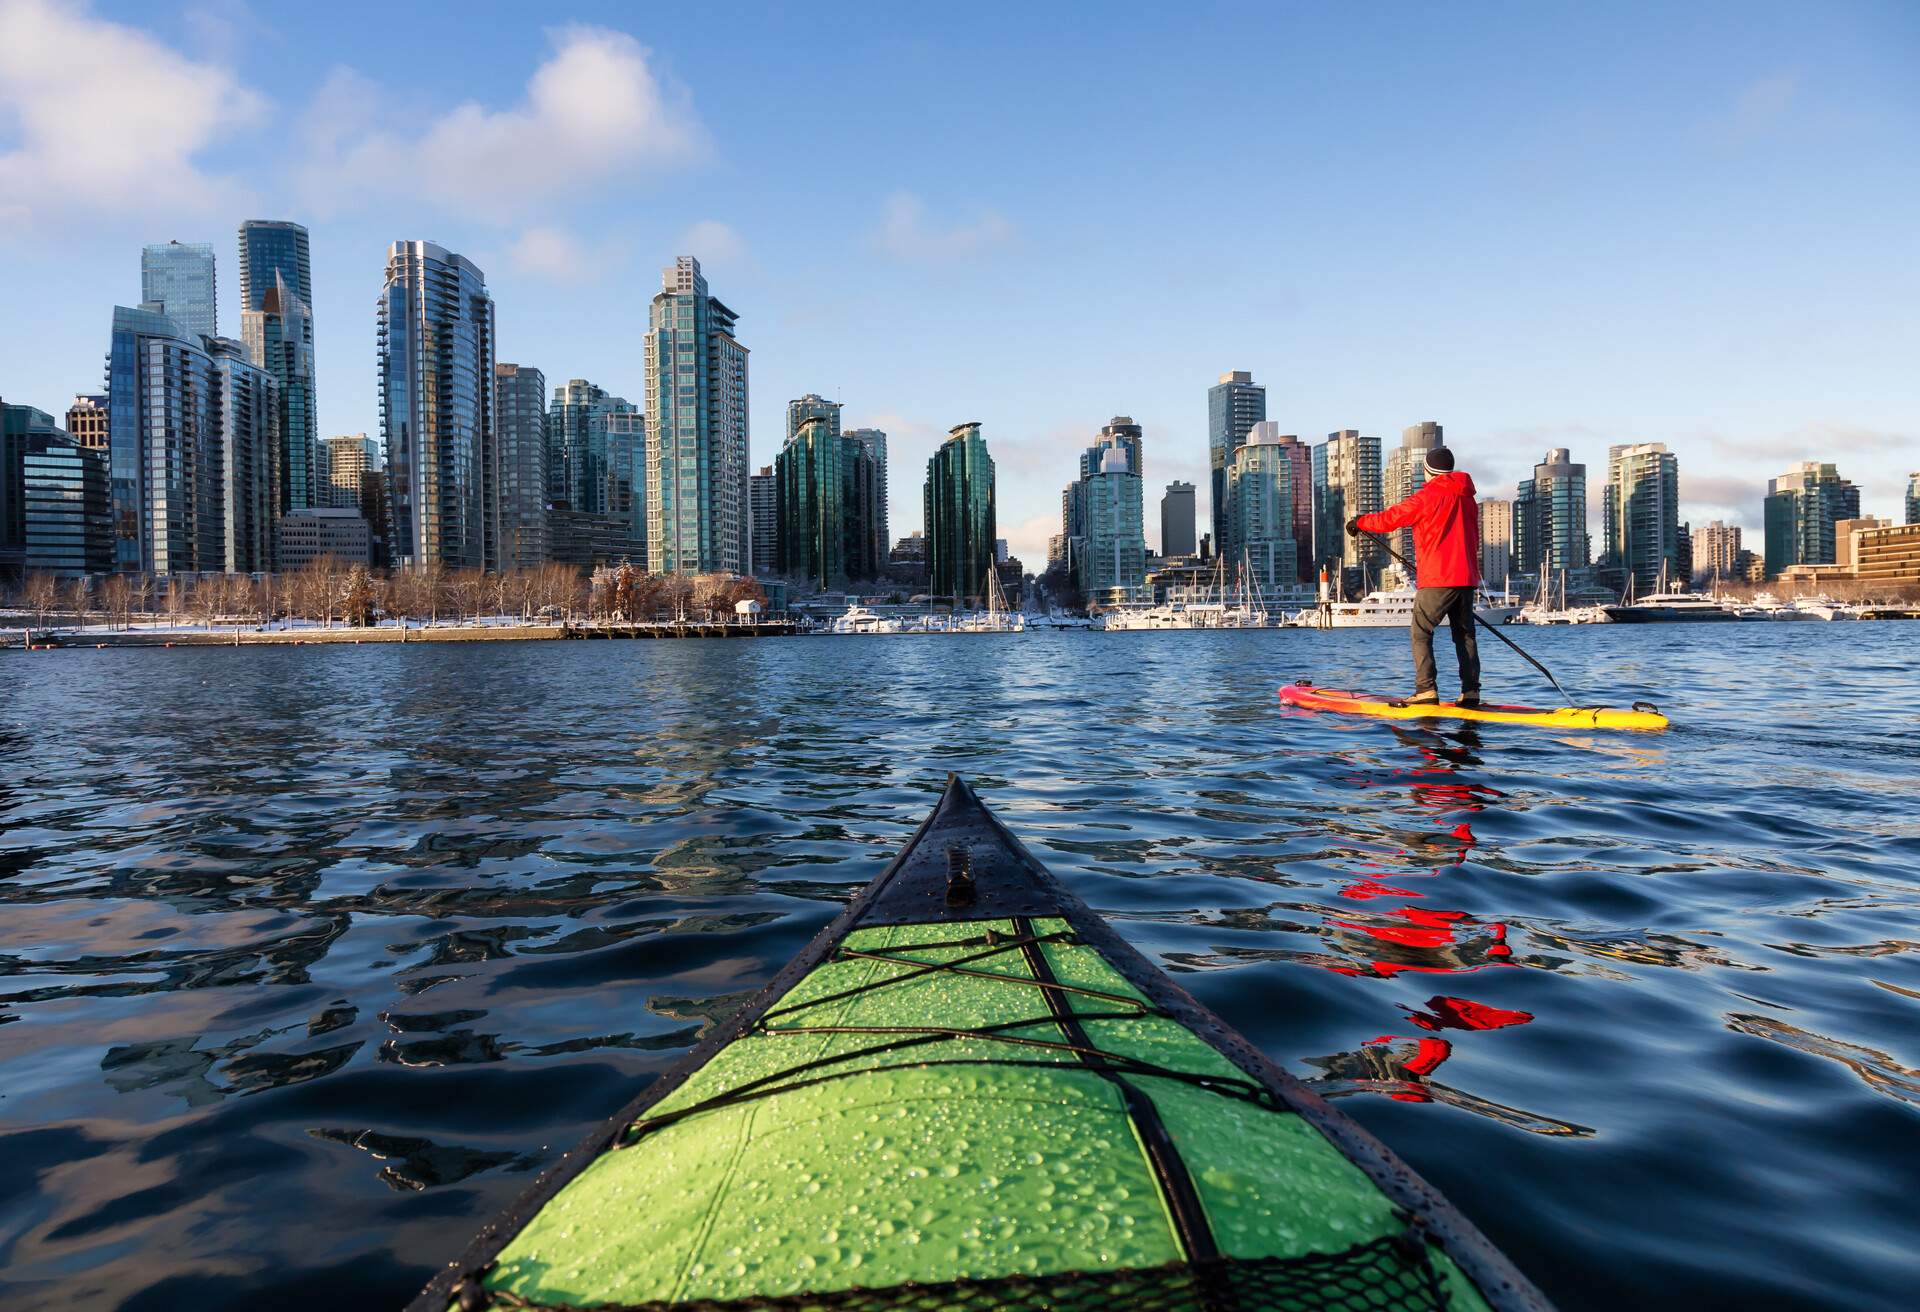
[65,395,109,451]
[1851,523,1920,586]
[493,366,549,570]
[1207,371,1265,554]
[1161,480,1196,558]
[1382,422,1443,569]
[1601,442,1681,594]
[1478,498,1513,590]
[925,422,997,602]
[1907,473,1919,526]
[140,240,217,338]
[104,307,279,576]
[845,427,889,568]
[749,466,777,575]
[1763,461,1859,577]
[320,434,380,511]
[1234,423,1311,583]
[776,414,846,590]
[278,507,371,570]
[1514,448,1590,578]
[645,256,749,575]
[4,404,111,580]
[1080,432,1146,601]
[549,379,636,520]
[1226,425,1302,595]
[1692,520,1741,583]
[1313,429,1383,579]
[377,241,495,571]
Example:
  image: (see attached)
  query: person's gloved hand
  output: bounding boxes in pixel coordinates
[1345,518,1361,537]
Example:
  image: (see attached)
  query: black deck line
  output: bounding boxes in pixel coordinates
[408,774,1553,1312]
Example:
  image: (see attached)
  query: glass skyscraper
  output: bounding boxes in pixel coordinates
[210,337,279,574]
[378,241,495,571]
[844,427,889,570]
[1514,448,1589,577]
[23,431,112,579]
[140,241,217,338]
[644,256,749,575]
[1227,428,1301,595]
[1382,422,1442,570]
[1207,371,1265,553]
[605,410,647,561]
[1763,461,1860,577]
[1234,423,1311,582]
[1907,473,1920,527]
[925,422,997,602]
[238,222,317,514]
[548,379,635,516]
[1601,442,1681,594]
[494,364,549,570]
[750,466,778,575]
[1080,439,1145,600]
[775,414,846,589]
[1160,481,1196,557]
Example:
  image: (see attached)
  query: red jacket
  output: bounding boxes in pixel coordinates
[1357,471,1482,588]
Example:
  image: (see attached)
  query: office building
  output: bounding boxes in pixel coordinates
[1907,473,1919,526]
[1851,523,1920,586]
[1313,429,1383,575]
[23,431,112,578]
[2,402,62,581]
[1833,517,1889,572]
[845,427,889,568]
[210,336,279,574]
[277,508,372,570]
[1513,448,1590,577]
[1381,422,1442,568]
[492,366,549,570]
[549,379,635,517]
[1478,498,1513,589]
[140,240,217,337]
[66,395,109,451]
[240,271,317,511]
[1764,462,1860,578]
[750,466,777,575]
[1692,521,1741,582]
[1161,480,1196,557]
[104,308,278,576]
[1207,371,1266,552]
[645,256,749,574]
[1601,442,1681,594]
[605,409,646,561]
[1233,423,1311,582]
[775,414,846,589]
[1226,426,1302,595]
[925,422,997,601]
[320,434,380,510]
[1080,437,1146,600]
[842,433,884,580]
[377,241,495,571]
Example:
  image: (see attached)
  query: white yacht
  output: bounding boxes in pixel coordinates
[828,605,907,635]
[1601,591,1742,623]
[1298,588,1520,630]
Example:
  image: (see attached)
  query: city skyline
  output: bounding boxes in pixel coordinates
[2,2,1917,566]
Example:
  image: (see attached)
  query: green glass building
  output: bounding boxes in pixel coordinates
[775,415,846,590]
[1226,429,1300,595]
[925,422,997,602]
[1763,461,1859,577]
[645,256,749,575]
[1601,442,1680,594]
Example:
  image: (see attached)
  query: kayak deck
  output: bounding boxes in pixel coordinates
[1279,682,1668,731]
[414,776,1549,1312]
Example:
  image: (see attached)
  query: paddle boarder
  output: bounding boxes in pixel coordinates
[1346,446,1482,706]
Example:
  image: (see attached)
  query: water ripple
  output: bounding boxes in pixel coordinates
[1,625,1917,1310]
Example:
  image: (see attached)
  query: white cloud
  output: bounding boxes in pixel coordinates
[0,0,262,232]
[875,192,1013,262]
[504,226,594,284]
[676,218,746,269]
[298,24,705,218]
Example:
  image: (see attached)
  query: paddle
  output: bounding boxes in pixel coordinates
[1358,528,1577,706]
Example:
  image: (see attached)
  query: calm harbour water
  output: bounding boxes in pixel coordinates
[2,625,1918,1310]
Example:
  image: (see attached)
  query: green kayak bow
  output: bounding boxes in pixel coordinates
[412,775,1550,1312]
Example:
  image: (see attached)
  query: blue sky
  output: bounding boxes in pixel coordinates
[2,0,1916,562]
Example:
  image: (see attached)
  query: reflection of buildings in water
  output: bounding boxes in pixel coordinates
[1322,905,1513,979]
[1726,1013,1920,1108]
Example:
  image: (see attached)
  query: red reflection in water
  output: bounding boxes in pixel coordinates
[1407,994,1536,1033]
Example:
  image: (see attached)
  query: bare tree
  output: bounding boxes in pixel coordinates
[132,574,154,627]
[63,576,93,632]
[25,571,57,629]
[100,574,132,631]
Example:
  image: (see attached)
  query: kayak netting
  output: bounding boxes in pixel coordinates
[463,1232,1452,1311]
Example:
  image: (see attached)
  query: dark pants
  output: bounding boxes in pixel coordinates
[1412,587,1481,695]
